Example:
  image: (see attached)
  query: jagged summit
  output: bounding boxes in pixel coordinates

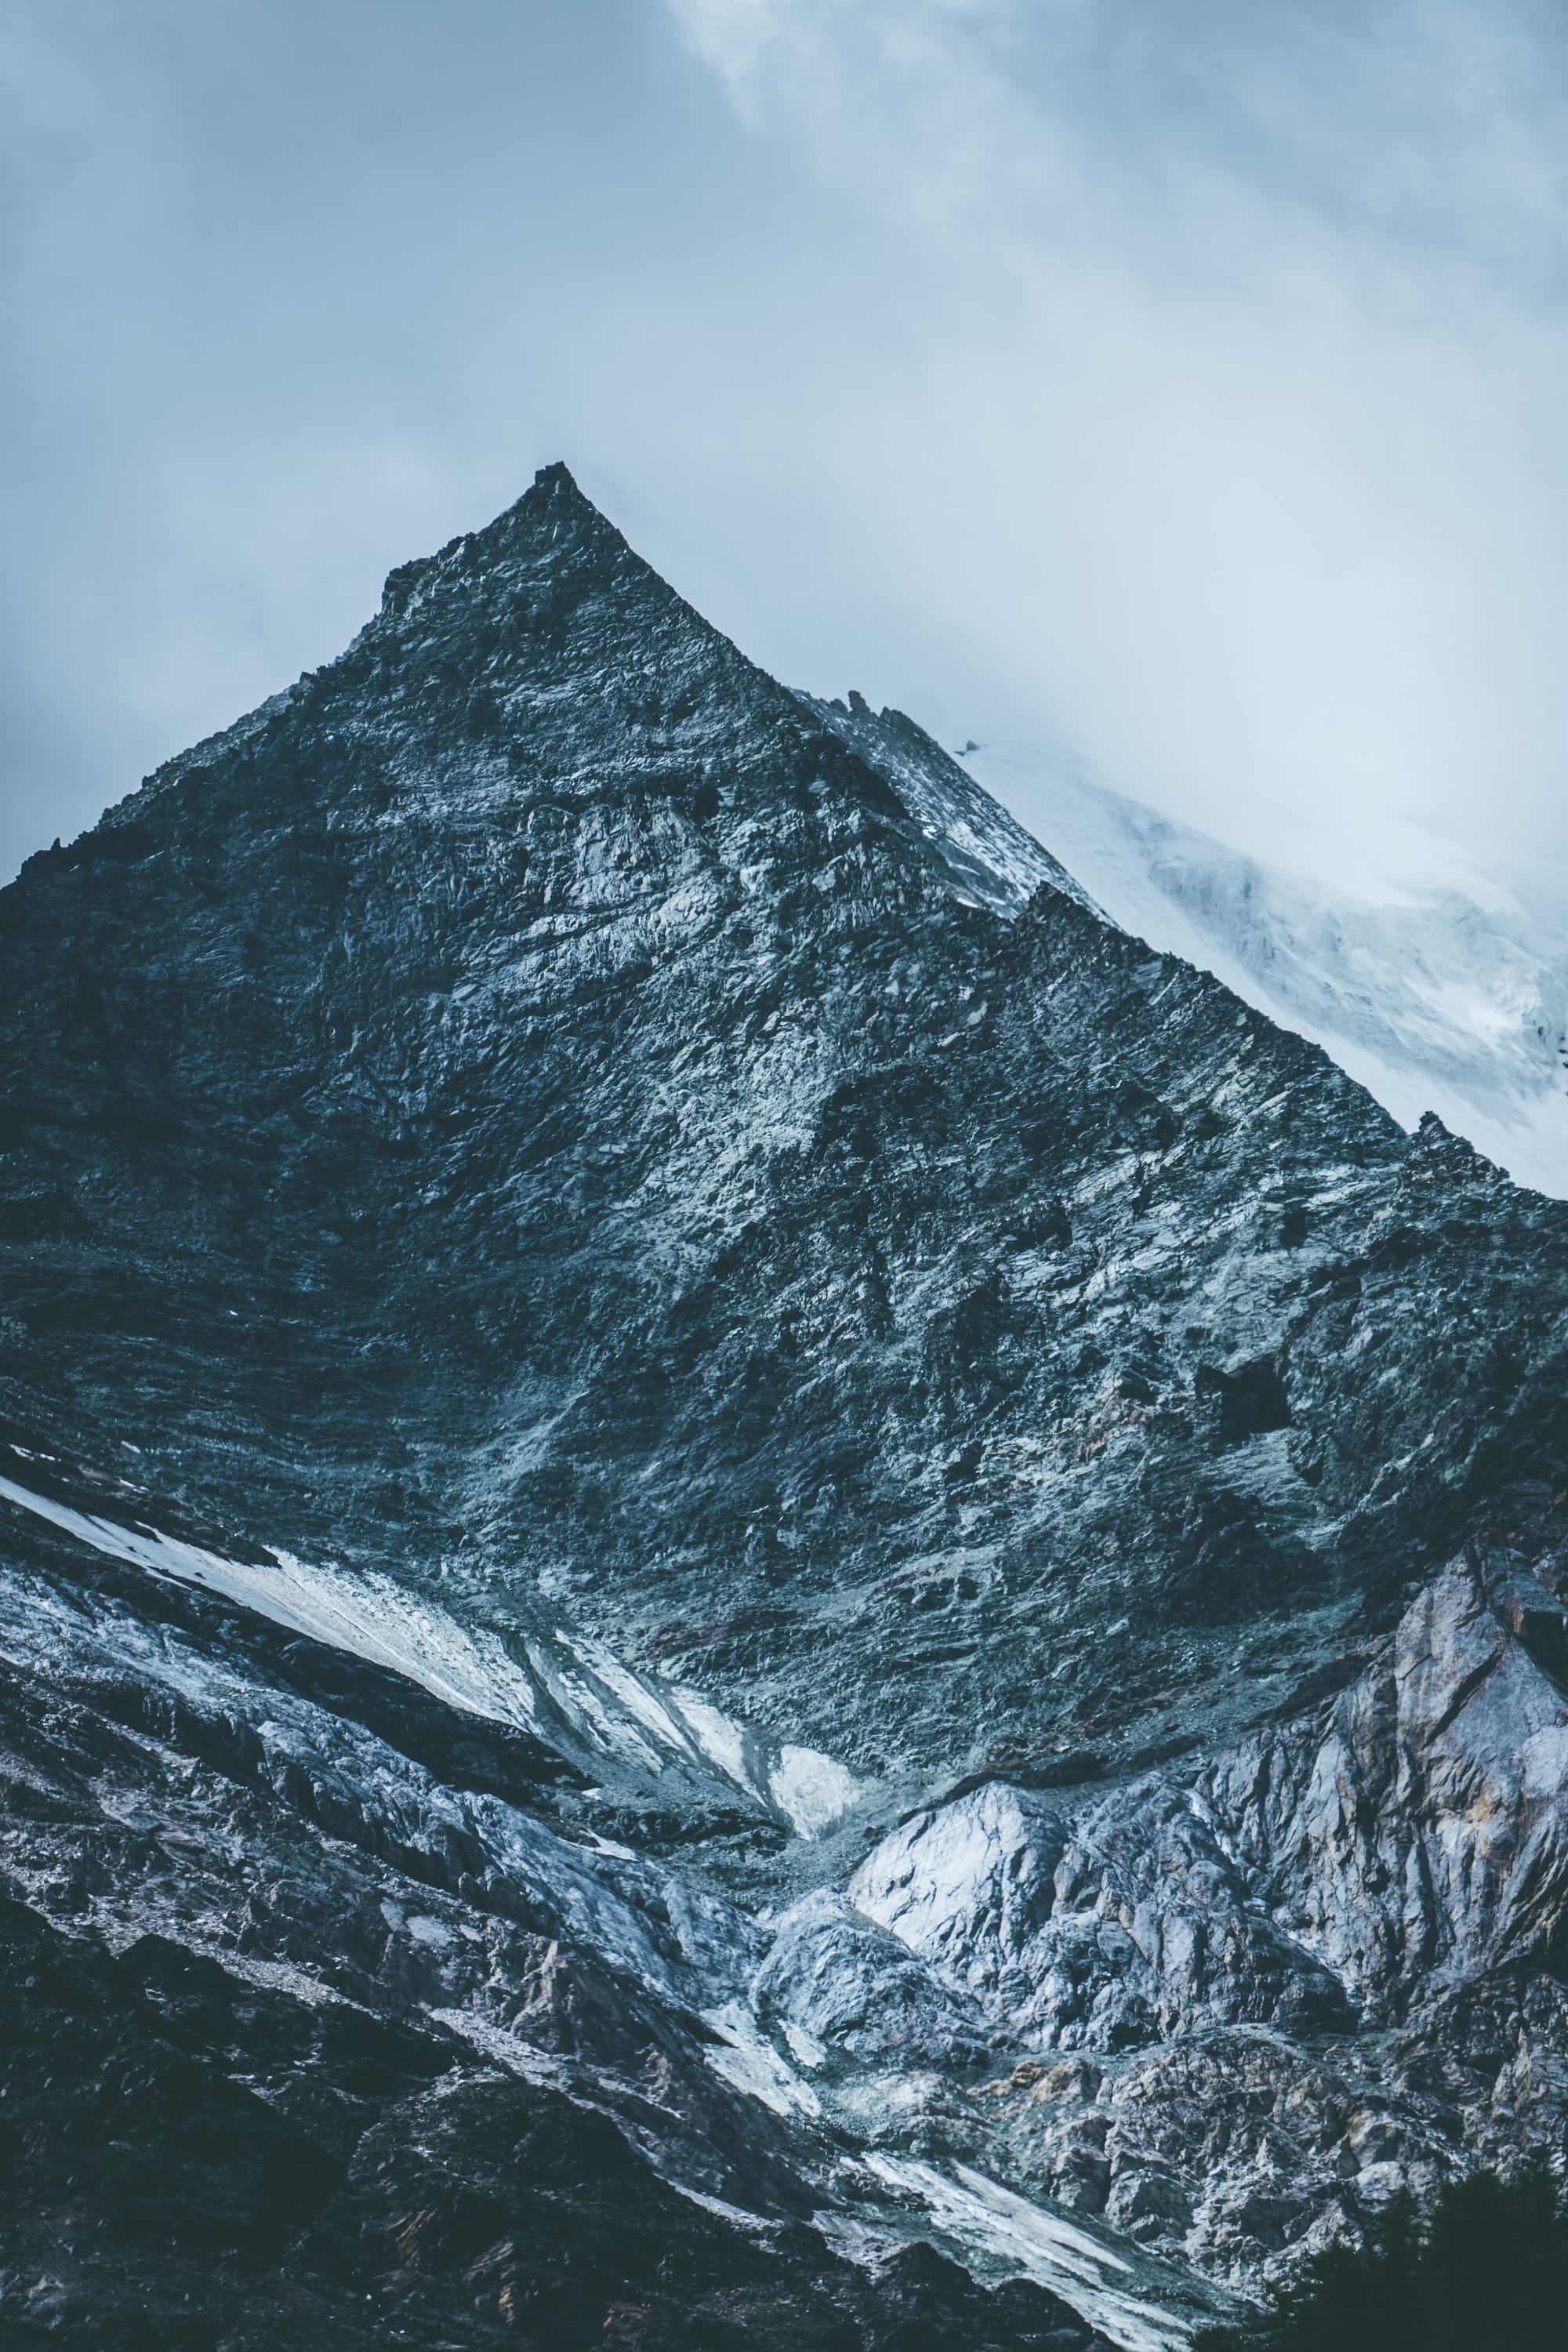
[109,465,942,875]
[376,460,634,621]
[365,458,728,673]
[528,456,588,500]
[82,477,1082,1020]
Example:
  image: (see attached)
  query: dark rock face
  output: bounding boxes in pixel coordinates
[5,468,1566,1794]
[2,466,1568,2341]
[0,1527,1120,2349]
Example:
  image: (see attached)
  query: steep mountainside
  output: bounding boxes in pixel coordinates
[2,468,1568,2346]
[963,742,1568,1200]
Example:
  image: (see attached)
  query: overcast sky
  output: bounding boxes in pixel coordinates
[5,0,1568,893]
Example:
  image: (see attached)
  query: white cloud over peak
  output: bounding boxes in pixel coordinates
[668,0,1568,891]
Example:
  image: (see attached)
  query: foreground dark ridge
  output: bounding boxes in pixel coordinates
[1,464,1566,2342]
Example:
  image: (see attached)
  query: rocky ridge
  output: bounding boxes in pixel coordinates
[2,466,1567,2343]
[961,739,1568,1200]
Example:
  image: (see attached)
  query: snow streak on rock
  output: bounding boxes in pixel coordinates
[863,2155,1200,2352]
[0,1466,862,1838]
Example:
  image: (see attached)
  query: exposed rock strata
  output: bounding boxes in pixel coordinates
[1203,1546,1568,2008]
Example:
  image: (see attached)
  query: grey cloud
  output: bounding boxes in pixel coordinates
[5,0,1568,900]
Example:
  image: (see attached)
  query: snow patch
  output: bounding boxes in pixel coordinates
[670,1686,764,1799]
[768,1744,862,1838]
[0,1470,546,1732]
[0,1467,864,1838]
[701,2002,823,2118]
[863,2154,1197,2352]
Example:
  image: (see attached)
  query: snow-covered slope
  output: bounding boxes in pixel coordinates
[964,743,1568,1200]
[799,691,1096,919]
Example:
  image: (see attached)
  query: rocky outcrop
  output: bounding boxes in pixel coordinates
[786,1545,1568,2291]
[849,1544,1568,2058]
[800,690,1094,920]
[752,1886,1004,2067]
[849,1776,1350,2051]
[1203,1544,1568,2010]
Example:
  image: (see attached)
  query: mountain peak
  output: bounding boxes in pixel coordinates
[492,456,606,543]
[529,456,586,502]
[5,477,1568,2338]
[375,460,632,626]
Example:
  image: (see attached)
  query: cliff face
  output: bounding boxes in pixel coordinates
[2,466,1567,2344]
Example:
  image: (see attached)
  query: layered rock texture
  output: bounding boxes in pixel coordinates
[2,466,1567,2345]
